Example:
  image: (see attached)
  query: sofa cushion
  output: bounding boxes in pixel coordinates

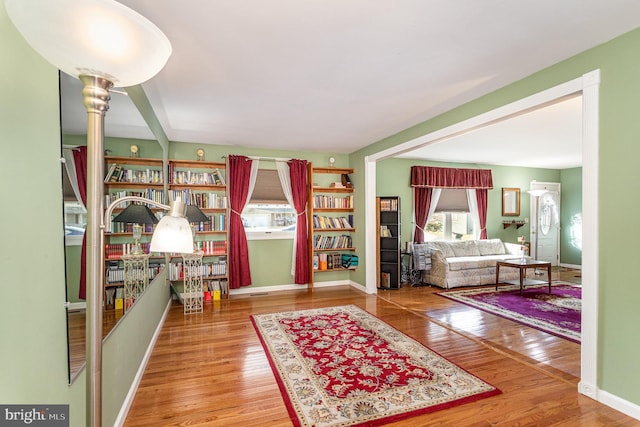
[427,241,455,258]
[446,254,521,271]
[477,238,506,256]
[449,240,480,257]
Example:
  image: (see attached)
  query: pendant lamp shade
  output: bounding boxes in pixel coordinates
[4,0,172,87]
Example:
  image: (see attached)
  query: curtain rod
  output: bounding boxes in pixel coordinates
[221,155,291,162]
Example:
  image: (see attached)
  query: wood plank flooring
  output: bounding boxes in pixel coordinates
[124,273,640,426]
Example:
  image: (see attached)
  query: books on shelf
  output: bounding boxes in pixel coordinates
[169,189,227,209]
[312,194,353,209]
[312,214,353,229]
[104,164,163,184]
[380,225,392,237]
[379,198,399,211]
[169,256,228,280]
[313,234,352,250]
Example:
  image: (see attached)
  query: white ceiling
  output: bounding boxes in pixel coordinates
[60,1,640,168]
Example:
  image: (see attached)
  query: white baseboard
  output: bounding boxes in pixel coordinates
[67,302,86,311]
[597,388,640,421]
[229,280,355,296]
[560,263,582,270]
[113,299,172,427]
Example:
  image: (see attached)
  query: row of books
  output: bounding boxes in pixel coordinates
[105,243,152,259]
[192,214,225,232]
[312,195,353,209]
[168,259,228,281]
[105,189,166,208]
[105,262,165,284]
[313,215,353,229]
[313,234,352,250]
[379,198,399,211]
[169,190,228,209]
[170,169,225,185]
[312,253,345,271]
[194,240,227,255]
[105,164,164,184]
[168,163,226,185]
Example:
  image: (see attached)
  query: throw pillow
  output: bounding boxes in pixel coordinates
[478,238,506,255]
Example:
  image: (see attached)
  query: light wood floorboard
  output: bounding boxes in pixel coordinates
[124,274,639,426]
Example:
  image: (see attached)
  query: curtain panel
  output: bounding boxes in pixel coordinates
[288,159,310,284]
[72,146,88,300]
[227,155,254,289]
[410,166,493,189]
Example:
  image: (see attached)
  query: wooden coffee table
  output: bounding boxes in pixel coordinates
[495,259,552,295]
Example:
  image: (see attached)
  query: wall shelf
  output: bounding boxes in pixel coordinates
[502,220,526,229]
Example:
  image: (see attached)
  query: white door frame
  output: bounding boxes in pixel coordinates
[364,70,599,400]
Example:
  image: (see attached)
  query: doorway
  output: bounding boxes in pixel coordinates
[530,181,561,265]
[364,70,600,401]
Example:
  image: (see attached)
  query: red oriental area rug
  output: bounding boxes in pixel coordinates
[250,305,500,427]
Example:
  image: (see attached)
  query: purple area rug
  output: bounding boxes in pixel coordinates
[437,283,581,343]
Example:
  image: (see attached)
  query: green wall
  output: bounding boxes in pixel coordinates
[375,158,581,265]
[0,5,86,423]
[352,27,640,407]
[560,167,583,266]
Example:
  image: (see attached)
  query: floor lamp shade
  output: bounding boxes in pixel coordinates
[4,0,172,87]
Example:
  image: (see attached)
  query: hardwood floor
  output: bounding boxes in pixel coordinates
[124,273,639,426]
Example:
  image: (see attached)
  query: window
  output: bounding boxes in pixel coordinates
[424,189,475,241]
[241,169,296,239]
[425,212,475,241]
[63,162,86,246]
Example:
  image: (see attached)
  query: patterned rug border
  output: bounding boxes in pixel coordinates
[437,283,581,344]
[251,305,501,427]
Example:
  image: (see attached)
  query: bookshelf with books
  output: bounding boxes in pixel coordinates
[168,160,229,299]
[309,166,357,285]
[102,157,231,309]
[377,196,401,290]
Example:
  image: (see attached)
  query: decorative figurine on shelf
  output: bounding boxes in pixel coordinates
[517,235,527,262]
[196,148,205,161]
[130,144,139,158]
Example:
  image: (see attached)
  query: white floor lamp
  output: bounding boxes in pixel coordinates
[5,1,172,425]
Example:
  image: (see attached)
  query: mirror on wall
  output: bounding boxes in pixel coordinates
[60,72,158,383]
[502,187,520,216]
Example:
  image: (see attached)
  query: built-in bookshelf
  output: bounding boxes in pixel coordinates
[167,160,229,300]
[377,196,401,290]
[308,166,356,286]
[102,157,231,310]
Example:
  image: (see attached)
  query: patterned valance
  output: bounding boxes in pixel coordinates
[410,166,493,189]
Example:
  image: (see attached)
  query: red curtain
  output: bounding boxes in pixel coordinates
[413,187,433,243]
[72,146,88,300]
[227,155,253,288]
[411,166,493,189]
[288,159,310,284]
[475,189,489,239]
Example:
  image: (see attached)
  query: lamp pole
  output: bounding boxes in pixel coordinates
[81,74,113,427]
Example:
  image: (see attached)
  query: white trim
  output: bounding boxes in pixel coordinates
[67,302,86,311]
[364,70,600,402]
[113,299,172,427]
[579,69,600,402]
[560,263,582,270]
[245,230,294,240]
[227,280,367,296]
[598,389,640,421]
[364,156,378,294]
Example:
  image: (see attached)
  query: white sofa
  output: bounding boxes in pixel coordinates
[422,239,529,289]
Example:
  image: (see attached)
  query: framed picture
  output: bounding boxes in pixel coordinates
[502,187,520,216]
